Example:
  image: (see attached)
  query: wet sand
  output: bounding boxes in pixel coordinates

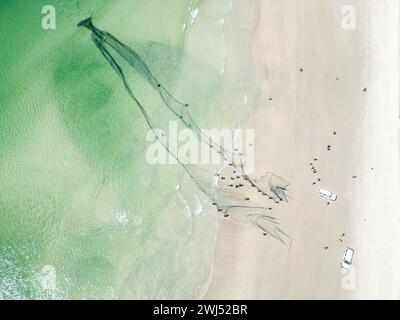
[205,0,400,299]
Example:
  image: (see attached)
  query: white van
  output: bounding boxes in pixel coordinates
[341,247,354,270]
[318,188,337,201]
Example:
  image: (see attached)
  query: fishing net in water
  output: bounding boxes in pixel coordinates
[78,17,292,246]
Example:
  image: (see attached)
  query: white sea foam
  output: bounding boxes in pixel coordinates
[113,209,143,227]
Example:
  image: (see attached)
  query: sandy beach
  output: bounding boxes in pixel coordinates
[205,0,400,299]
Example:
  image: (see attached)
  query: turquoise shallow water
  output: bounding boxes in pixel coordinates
[0,0,258,299]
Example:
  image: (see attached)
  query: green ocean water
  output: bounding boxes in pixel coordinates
[0,0,258,299]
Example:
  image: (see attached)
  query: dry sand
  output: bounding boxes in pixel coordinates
[205,0,400,299]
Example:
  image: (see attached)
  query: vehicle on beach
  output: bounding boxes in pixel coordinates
[318,188,337,201]
[341,247,354,270]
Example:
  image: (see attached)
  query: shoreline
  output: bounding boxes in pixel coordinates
[190,0,263,299]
